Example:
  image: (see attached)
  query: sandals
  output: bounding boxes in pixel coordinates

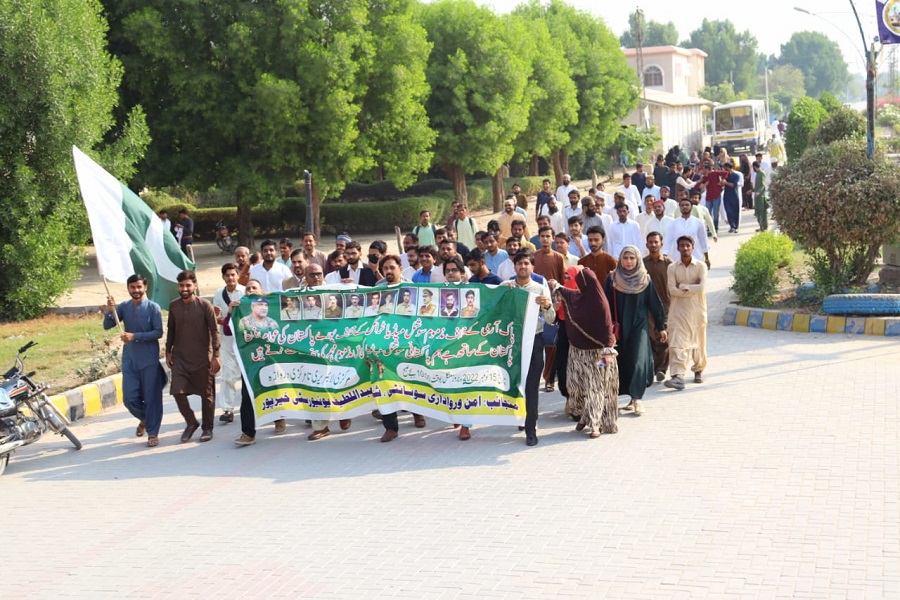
[544,383,554,392]
[135,420,146,437]
[147,435,159,447]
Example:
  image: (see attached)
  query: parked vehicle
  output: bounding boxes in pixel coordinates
[215,220,238,254]
[0,341,82,476]
[712,100,770,155]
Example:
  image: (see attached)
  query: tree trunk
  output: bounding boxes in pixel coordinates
[491,168,505,213]
[551,149,564,186]
[529,154,540,177]
[445,164,468,204]
[235,188,255,248]
[559,148,569,178]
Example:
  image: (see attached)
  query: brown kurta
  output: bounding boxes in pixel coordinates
[577,251,618,284]
[643,254,673,313]
[533,249,566,283]
[167,297,219,395]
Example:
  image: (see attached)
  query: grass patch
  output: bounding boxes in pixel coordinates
[0,313,123,393]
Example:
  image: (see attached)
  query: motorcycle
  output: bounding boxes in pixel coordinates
[0,341,82,476]
[215,220,238,254]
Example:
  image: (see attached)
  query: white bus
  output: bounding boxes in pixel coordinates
[712,100,770,155]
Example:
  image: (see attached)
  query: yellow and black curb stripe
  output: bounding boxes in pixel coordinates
[723,306,900,336]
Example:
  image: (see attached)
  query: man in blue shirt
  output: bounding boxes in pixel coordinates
[103,274,167,447]
[482,233,508,274]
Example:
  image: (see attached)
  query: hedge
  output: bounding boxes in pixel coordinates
[731,232,794,307]
[154,176,548,238]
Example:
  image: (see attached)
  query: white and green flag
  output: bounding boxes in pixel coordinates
[72,146,194,306]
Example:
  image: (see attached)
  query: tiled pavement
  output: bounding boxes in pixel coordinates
[5,211,898,598]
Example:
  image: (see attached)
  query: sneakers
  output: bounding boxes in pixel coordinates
[219,411,234,423]
[655,371,665,382]
[234,434,256,446]
[664,375,685,390]
[633,400,644,416]
[694,372,704,384]
[273,419,287,435]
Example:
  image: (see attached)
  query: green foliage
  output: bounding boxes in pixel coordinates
[614,126,661,160]
[818,92,842,113]
[763,65,806,117]
[808,107,865,147]
[0,0,147,320]
[682,19,760,94]
[731,232,794,307]
[771,138,900,287]
[778,31,849,98]
[420,0,532,197]
[620,15,679,48]
[699,83,739,105]
[785,97,828,161]
[876,103,900,127]
[74,333,121,384]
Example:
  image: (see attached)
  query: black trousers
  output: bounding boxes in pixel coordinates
[552,322,570,398]
[382,411,399,432]
[239,376,255,438]
[525,333,545,435]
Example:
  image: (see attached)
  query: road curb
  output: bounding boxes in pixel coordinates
[723,305,900,336]
[48,372,123,423]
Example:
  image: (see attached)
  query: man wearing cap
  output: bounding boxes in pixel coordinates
[497,197,528,239]
[659,186,678,218]
[555,173,577,206]
[418,289,437,316]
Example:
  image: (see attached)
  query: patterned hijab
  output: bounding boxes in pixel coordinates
[613,245,650,294]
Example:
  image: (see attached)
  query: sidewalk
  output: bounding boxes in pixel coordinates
[5,206,897,598]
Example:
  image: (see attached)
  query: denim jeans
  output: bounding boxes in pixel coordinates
[705,197,722,233]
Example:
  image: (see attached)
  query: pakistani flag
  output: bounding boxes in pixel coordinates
[72,146,194,307]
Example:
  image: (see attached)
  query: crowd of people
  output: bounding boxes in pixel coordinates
[103,161,752,450]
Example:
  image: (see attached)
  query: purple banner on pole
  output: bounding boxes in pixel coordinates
[878,0,900,45]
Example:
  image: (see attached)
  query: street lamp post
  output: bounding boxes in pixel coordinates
[303,170,313,234]
[764,68,770,118]
[794,3,879,159]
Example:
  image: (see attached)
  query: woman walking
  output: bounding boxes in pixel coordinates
[605,246,668,416]
[739,155,753,210]
[552,266,619,438]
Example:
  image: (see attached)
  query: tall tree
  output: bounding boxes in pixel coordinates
[514,0,638,183]
[106,0,433,240]
[0,0,148,319]
[762,64,806,117]
[777,31,850,98]
[682,19,760,95]
[420,0,532,204]
[507,13,578,178]
[619,17,679,48]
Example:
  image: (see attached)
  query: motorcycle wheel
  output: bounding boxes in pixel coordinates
[60,426,82,451]
[216,237,230,253]
[0,453,8,476]
[40,400,82,450]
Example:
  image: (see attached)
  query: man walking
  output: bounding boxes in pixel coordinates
[664,236,708,391]
[643,232,673,382]
[510,250,556,447]
[166,270,221,443]
[103,274,166,447]
[213,263,245,424]
[752,160,769,232]
[249,239,293,293]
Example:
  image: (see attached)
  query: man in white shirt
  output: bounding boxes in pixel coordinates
[607,203,644,259]
[555,173,577,205]
[641,175,661,205]
[543,196,568,236]
[689,189,718,242]
[664,198,709,264]
[660,186,679,218]
[616,173,642,216]
[212,263,245,423]
[643,199,674,242]
[249,239,293,292]
[563,189,583,221]
[635,195,655,231]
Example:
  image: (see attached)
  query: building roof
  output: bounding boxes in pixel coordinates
[622,45,708,58]
[639,88,714,108]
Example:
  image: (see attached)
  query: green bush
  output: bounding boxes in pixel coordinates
[877,103,900,127]
[731,232,794,307]
[786,97,828,161]
[808,107,865,147]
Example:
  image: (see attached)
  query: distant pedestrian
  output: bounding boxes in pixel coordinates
[166,270,221,443]
[752,161,769,231]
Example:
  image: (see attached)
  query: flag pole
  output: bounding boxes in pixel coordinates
[102,276,124,334]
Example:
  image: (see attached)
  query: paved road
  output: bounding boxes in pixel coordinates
[7,208,898,598]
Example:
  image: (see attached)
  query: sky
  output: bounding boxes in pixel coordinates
[479,0,883,75]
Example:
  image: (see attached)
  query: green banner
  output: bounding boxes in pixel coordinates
[230,283,537,426]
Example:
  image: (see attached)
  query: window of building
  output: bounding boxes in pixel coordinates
[643,65,663,87]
